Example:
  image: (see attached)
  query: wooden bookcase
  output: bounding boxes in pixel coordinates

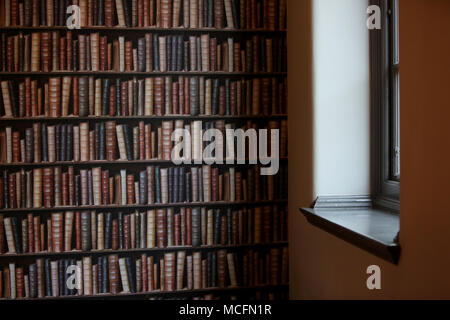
[0,7,288,300]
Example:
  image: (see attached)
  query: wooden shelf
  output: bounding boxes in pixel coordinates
[0,71,287,77]
[0,242,288,260]
[0,157,288,168]
[0,284,289,301]
[0,114,288,122]
[0,26,287,34]
[0,199,288,214]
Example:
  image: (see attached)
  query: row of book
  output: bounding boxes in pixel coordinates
[0,0,287,30]
[0,164,288,209]
[0,247,289,299]
[152,291,287,300]
[0,205,287,254]
[0,32,287,73]
[0,120,288,163]
[0,77,287,117]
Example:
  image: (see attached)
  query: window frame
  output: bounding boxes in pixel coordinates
[370,0,400,212]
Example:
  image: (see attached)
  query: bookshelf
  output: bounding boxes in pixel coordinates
[0,0,287,300]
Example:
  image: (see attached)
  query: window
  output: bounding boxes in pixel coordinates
[371,0,400,212]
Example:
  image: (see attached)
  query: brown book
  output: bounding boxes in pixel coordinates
[193,251,202,289]
[105,121,117,161]
[160,0,171,28]
[90,33,100,71]
[49,77,61,117]
[126,174,135,204]
[42,167,54,207]
[217,249,227,287]
[51,212,63,252]
[40,32,51,72]
[156,209,166,248]
[61,77,72,116]
[51,32,60,72]
[1,82,13,117]
[164,252,175,291]
[31,32,41,72]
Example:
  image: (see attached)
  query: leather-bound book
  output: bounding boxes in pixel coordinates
[211,209,221,245]
[116,212,124,249]
[253,207,262,243]
[79,34,88,71]
[189,0,198,28]
[114,124,126,161]
[144,34,153,73]
[146,210,155,248]
[104,0,114,26]
[107,255,119,294]
[35,258,45,298]
[122,125,133,160]
[125,257,135,293]
[11,131,19,163]
[138,171,147,205]
[174,212,180,246]
[1,81,14,118]
[132,126,139,160]
[263,206,272,243]
[193,251,202,289]
[154,77,164,116]
[118,257,130,293]
[63,211,74,252]
[50,213,62,253]
[57,259,64,296]
[28,263,37,298]
[78,77,89,116]
[214,0,224,28]
[134,37,145,73]
[42,167,53,207]
[165,208,173,247]
[23,0,32,26]
[51,32,60,71]
[185,208,192,246]
[104,212,112,249]
[74,211,81,250]
[152,34,159,71]
[82,256,92,295]
[164,252,175,291]
[191,207,201,247]
[123,215,131,249]
[220,213,227,245]
[49,261,58,297]
[105,121,116,161]
[156,209,166,248]
[144,166,154,205]
[3,217,16,253]
[124,40,132,71]
[160,0,171,28]
[81,211,92,251]
[111,218,118,250]
[31,168,42,208]
[66,125,73,162]
[126,174,135,205]
[160,168,168,204]
[40,32,50,72]
[97,213,104,250]
[216,249,226,287]
[43,259,51,297]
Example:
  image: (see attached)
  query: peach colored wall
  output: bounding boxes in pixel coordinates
[288,0,450,299]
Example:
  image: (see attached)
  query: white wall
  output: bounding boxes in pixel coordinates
[312,0,371,197]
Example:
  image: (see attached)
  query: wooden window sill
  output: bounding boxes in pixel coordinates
[300,206,400,264]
